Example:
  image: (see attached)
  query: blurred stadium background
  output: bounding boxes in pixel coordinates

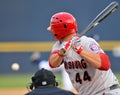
[0,0,120,95]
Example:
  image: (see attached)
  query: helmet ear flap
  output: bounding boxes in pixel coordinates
[30,83,34,90]
[32,77,35,82]
[55,81,58,86]
[28,77,36,90]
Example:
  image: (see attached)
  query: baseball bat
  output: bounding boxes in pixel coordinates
[80,1,119,36]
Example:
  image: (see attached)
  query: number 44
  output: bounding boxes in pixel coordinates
[75,71,91,84]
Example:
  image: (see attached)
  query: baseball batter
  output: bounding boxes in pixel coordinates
[47,12,120,95]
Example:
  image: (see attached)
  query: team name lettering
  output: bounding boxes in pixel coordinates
[64,59,87,70]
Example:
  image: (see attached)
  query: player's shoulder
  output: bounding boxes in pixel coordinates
[53,41,60,47]
[80,35,96,42]
[51,41,61,51]
[81,35,93,40]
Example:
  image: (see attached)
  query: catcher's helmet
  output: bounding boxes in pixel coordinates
[47,12,78,40]
[29,68,58,90]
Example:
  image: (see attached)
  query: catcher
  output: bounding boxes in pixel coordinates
[47,12,120,95]
[25,68,75,95]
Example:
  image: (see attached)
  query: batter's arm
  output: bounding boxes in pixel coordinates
[73,36,110,70]
[49,50,65,68]
[49,38,73,68]
[80,50,101,68]
[79,50,110,70]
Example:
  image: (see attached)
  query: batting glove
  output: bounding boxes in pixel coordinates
[74,45,83,54]
[72,37,84,54]
[60,39,72,56]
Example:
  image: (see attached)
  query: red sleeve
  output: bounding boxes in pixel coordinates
[98,53,111,71]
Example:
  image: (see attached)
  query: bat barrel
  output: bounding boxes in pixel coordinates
[80,1,119,36]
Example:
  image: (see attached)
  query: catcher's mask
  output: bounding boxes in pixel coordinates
[28,68,58,90]
[47,12,78,40]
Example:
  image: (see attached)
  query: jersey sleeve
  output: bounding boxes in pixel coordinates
[81,36,110,70]
[51,41,61,52]
[81,36,104,53]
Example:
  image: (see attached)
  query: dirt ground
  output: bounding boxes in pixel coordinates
[0,88,28,95]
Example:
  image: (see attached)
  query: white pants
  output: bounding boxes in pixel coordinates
[95,86,120,95]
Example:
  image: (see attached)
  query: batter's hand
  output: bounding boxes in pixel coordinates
[60,39,72,56]
[72,36,83,54]
[74,45,83,54]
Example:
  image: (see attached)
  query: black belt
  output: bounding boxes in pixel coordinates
[110,84,120,90]
[95,84,120,94]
